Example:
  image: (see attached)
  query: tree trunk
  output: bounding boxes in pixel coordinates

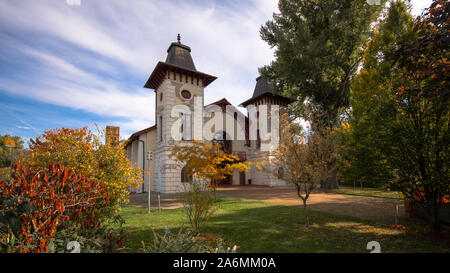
[320,170,339,189]
[428,202,441,234]
[303,199,310,227]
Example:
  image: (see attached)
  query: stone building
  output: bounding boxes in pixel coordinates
[125,37,292,193]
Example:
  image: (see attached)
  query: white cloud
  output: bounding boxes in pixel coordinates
[0,0,430,138]
[411,0,433,16]
[0,0,279,136]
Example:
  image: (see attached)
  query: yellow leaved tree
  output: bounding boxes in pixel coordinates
[170,140,258,232]
[28,127,142,215]
[170,140,258,195]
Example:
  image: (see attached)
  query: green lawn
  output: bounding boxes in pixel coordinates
[324,186,403,199]
[118,197,448,253]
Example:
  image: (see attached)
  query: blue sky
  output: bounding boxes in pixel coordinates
[0,0,432,144]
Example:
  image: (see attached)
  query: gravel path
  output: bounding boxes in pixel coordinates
[128,185,407,224]
[217,185,406,224]
[128,192,184,210]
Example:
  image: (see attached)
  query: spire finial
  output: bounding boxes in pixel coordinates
[177,33,181,43]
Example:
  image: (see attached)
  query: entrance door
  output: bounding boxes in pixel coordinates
[219,175,232,185]
[239,172,246,185]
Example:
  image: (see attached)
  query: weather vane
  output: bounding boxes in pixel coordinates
[177,33,181,43]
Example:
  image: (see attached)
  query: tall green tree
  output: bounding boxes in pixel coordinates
[336,0,415,188]
[260,0,386,126]
[339,0,449,233]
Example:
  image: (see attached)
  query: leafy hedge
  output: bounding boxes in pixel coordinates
[0,163,127,253]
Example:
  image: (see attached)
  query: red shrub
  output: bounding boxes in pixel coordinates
[0,163,110,253]
[410,187,450,204]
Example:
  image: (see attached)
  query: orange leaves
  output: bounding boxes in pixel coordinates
[390,224,407,231]
[0,162,109,253]
[409,186,450,204]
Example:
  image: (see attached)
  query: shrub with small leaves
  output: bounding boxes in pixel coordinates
[182,180,218,233]
[28,127,142,214]
[48,216,128,253]
[0,163,115,253]
[141,226,237,253]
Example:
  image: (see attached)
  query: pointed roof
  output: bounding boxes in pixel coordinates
[239,76,293,107]
[205,98,248,122]
[252,76,275,98]
[165,42,196,71]
[205,98,232,110]
[144,35,217,90]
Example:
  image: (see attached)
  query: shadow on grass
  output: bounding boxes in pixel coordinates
[121,198,450,253]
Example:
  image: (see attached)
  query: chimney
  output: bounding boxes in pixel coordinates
[106,126,120,145]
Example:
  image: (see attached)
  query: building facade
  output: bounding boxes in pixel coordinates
[125,37,292,193]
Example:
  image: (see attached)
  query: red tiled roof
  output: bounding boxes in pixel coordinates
[125,125,156,147]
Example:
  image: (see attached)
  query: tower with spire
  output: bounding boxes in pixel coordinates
[240,76,293,187]
[144,35,217,192]
[125,36,294,194]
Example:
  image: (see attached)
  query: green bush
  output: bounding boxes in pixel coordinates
[182,180,218,233]
[141,226,237,253]
[49,216,128,253]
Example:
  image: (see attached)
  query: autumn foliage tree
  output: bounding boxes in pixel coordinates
[385,0,450,234]
[272,115,335,226]
[170,141,257,231]
[27,127,142,214]
[170,140,256,193]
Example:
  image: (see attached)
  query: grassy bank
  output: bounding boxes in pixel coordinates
[119,197,448,253]
[324,187,402,199]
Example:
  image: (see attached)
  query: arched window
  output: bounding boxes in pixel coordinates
[181,166,193,183]
[277,167,284,179]
[213,131,231,153]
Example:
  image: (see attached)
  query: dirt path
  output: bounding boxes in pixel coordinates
[128,192,184,210]
[217,185,406,224]
[128,185,406,224]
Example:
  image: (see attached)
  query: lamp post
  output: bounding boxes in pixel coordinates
[147,151,153,213]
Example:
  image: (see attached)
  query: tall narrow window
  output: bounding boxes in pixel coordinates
[181,113,192,140]
[181,166,192,183]
[159,116,163,142]
[256,129,261,150]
